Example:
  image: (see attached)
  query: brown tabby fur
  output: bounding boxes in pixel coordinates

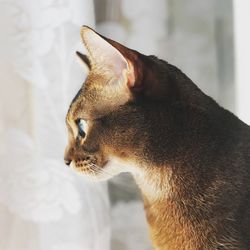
[64,26,250,249]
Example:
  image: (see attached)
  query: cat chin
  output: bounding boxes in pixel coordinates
[69,160,109,181]
[69,157,137,182]
[69,159,129,182]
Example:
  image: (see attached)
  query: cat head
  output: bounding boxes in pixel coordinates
[64,26,176,181]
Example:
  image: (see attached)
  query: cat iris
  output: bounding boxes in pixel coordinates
[77,119,87,137]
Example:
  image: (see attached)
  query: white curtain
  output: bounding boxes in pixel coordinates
[0,1,110,250]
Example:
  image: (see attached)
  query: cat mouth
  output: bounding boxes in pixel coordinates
[69,159,113,181]
[70,159,109,174]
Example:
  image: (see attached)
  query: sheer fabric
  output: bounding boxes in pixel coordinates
[0,1,110,250]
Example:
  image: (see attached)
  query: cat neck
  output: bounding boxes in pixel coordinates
[132,165,172,201]
[132,165,214,249]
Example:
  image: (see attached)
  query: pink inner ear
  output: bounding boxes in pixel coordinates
[81,26,137,89]
[110,53,127,77]
[127,60,135,88]
[81,27,129,77]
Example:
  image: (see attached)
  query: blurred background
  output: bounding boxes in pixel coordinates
[0,0,249,250]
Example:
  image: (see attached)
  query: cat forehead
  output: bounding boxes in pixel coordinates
[84,71,108,89]
[66,90,109,124]
[66,67,133,127]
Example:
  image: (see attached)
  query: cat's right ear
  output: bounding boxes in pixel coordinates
[76,51,91,71]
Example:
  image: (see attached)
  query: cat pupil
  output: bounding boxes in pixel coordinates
[77,119,87,137]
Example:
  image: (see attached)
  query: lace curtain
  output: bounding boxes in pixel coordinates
[0,1,110,250]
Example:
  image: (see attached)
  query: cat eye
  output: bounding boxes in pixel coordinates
[76,119,87,137]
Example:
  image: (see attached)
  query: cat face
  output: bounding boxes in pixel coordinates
[64,26,147,181]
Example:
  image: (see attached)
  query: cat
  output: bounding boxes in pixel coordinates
[64,26,250,250]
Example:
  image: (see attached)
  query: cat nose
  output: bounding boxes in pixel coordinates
[64,158,72,166]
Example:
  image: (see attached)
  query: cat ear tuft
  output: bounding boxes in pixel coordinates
[76,51,91,70]
[80,26,134,82]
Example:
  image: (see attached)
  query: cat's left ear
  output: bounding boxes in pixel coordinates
[80,26,135,87]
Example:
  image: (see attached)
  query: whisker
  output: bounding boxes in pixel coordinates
[89,164,105,175]
[90,163,114,177]
[89,163,137,193]
[86,167,98,181]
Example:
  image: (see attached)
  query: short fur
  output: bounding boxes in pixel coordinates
[64,26,250,249]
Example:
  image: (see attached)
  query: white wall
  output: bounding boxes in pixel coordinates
[233,0,250,125]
